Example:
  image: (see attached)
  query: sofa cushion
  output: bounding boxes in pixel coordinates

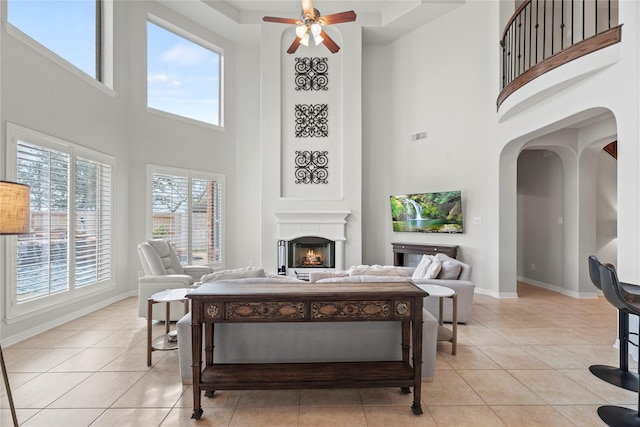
[316,275,412,283]
[220,277,306,284]
[308,271,349,283]
[201,266,266,283]
[265,273,308,282]
[412,255,442,279]
[434,253,463,279]
[347,265,408,277]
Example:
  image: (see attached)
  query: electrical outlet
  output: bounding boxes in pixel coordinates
[531,264,536,271]
[473,217,482,224]
[248,259,253,266]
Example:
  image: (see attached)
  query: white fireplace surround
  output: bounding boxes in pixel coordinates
[274,210,351,271]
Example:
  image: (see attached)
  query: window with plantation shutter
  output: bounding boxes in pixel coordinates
[75,157,112,287]
[6,124,114,314]
[150,166,224,267]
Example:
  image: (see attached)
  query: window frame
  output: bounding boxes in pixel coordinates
[5,123,116,321]
[4,0,115,92]
[146,164,226,269]
[146,14,224,128]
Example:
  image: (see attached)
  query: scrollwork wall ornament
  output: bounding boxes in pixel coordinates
[295,151,329,184]
[295,57,329,91]
[295,104,328,138]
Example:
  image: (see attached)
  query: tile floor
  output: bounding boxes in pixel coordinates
[1,282,636,426]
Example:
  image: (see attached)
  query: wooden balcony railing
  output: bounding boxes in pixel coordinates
[498,0,621,108]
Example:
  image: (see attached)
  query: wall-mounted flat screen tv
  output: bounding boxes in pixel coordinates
[389,191,463,233]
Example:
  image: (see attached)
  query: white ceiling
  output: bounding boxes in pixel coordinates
[159,0,465,45]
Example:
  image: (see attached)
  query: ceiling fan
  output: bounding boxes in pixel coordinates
[263,0,357,54]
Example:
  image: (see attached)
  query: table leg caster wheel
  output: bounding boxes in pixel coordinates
[191,408,203,419]
[411,403,423,415]
[205,390,215,398]
[400,387,411,394]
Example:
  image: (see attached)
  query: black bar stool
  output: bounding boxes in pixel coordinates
[597,262,640,427]
[589,255,639,391]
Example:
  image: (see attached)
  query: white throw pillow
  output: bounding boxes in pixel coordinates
[434,253,463,279]
[425,260,442,279]
[412,255,442,279]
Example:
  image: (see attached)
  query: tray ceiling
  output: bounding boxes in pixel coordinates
[159,0,465,45]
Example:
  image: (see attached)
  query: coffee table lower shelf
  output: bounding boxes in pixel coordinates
[194,361,422,416]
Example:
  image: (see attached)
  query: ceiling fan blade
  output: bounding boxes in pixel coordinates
[320,10,357,25]
[301,0,314,17]
[320,30,340,53]
[263,16,300,25]
[287,37,302,54]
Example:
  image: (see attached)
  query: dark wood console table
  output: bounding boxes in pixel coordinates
[392,242,458,266]
[187,281,428,418]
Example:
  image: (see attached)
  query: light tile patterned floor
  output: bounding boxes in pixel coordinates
[1,282,634,426]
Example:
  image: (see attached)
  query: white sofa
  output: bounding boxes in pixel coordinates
[309,255,475,324]
[175,276,439,385]
[405,261,474,324]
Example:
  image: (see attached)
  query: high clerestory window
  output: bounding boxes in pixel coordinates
[6,124,114,317]
[147,17,223,127]
[7,0,103,82]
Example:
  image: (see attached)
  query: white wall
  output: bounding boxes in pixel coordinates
[364,0,636,299]
[0,1,240,342]
[124,1,238,279]
[362,1,501,295]
[498,0,638,296]
[517,150,564,288]
[3,0,639,343]
[596,150,618,264]
[258,23,363,272]
[234,44,262,268]
[0,2,130,340]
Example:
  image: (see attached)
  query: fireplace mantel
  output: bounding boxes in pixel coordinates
[274,210,350,271]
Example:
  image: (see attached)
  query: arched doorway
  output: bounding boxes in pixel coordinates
[499,109,617,297]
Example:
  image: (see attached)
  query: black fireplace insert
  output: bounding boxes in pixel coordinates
[288,236,335,269]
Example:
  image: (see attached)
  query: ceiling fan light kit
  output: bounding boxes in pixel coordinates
[263,0,356,54]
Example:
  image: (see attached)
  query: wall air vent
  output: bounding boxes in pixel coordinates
[411,131,428,142]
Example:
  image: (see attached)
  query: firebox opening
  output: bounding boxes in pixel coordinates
[288,236,335,269]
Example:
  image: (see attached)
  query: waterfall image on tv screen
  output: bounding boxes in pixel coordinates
[389,191,463,233]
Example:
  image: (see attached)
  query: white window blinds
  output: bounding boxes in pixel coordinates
[151,171,223,266]
[15,140,113,303]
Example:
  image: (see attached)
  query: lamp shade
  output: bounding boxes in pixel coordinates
[0,181,30,235]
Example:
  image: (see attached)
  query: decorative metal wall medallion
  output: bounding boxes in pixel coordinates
[295,57,329,91]
[295,104,328,138]
[295,151,329,184]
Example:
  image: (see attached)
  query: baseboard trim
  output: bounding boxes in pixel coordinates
[517,276,599,298]
[3,290,137,347]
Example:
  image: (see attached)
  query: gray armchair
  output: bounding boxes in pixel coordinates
[137,239,214,320]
